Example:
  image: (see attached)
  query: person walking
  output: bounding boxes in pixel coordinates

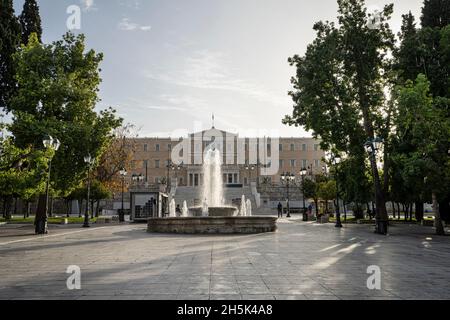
[277,202,283,218]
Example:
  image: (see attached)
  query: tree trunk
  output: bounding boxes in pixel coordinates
[91,200,95,219]
[404,203,409,221]
[314,199,319,217]
[415,202,424,222]
[409,203,413,222]
[439,197,450,223]
[78,200,82,218]
[433,193,445,235]
[34,194,48,234]
[392,201,396,219]
[49,197,54,217]
[397,203,401,220]
[27,201,31,218]
[66,200,70,218]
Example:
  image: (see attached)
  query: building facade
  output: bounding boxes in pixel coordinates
[126,127,326,189]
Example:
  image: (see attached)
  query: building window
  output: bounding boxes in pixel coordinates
[290,144,295,151]
[279,160,284,168]
[143,160,148,168]
[168,144,172,151]
[144,144,148,152]
[290,160,296,167]
[314,144,320,151]
[302,144,307,151]
[279,144,283,152]
[302,159,308,168]
[156,144,160,152]
[130,161,135,170]
[155,160,160,168]
[314,159,320,167]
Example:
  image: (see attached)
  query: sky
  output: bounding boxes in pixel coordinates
[11,0,423,137]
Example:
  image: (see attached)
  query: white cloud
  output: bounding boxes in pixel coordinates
[144,50,289,107]
[118,18,151,31]
[80,0,96,12]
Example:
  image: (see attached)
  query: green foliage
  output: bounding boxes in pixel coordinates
[8,32,123,198]
[19,0,42,44]
[0,0,21,110]
[421,0,450,29]
[318,180,337,202]
[394,74,450,199]
[285,0,393,213]
[0,136,48,200]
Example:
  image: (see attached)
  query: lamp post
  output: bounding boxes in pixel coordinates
[83,154,94,228]
[332,155,343,228]
[245,164,255,186]
[364,137,388,235]
[36,135,60,235]
[300,168,308,221]
[132,173,144,185]
[281,172,295,218]
[119,168,127,222]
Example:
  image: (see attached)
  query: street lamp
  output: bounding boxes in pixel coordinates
[300,168,308,221]
[132,173,145,184]
[36,135,61,234]
[364,137,388,235]
[245,164,255,185]
[119,168,127,222]
[281,172,296,218]
[83,154,94,228]
[333,155,343,228]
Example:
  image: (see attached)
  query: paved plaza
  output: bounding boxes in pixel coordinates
[0,219,449,300]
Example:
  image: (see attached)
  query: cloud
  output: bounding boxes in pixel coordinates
[144,50,288,107]
[118,18,152,31]
[80,0,96,11]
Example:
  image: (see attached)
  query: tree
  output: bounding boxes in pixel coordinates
[395,75,450,235]
[0,136,48,219]
[421,0,450,29]
[88,180,112,217]
[19,0,42,45]
[8,33,122,234]
[0,0,21,111]
[394,3,450,224]
[301,178,319,216]
[95,124,138,194]
[318,180,337,215]
[285,0,395,234]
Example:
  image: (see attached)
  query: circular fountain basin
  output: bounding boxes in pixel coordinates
[188,206,238,217]
[147,216,277,234]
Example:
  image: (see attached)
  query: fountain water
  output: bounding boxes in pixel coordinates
[169,199,176,217]
[182,201,189,217]
[240,195,247,216]
[246,199,252,217]
[202,149,224,207]
[147,142,277,233]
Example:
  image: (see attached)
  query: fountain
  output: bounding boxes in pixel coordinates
[182,201,189,217]
[169,199,176,217]
[246,199,252,217]
[240,195,247,216]
[147,145,277,234]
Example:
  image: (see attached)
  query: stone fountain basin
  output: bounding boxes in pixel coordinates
[147,216,277,234]
[188,206,238,217]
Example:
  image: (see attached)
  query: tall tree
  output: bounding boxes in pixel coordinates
[421,0,450,29]
[285,0,395,234]
[8,33,122,234]
[0,0,21,111]
[19,0,42,44]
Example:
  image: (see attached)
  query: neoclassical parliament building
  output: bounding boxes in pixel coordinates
[124,127,326,214]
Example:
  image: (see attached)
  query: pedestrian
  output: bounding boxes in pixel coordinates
[176,204,181,216]
[277,202,283,218]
